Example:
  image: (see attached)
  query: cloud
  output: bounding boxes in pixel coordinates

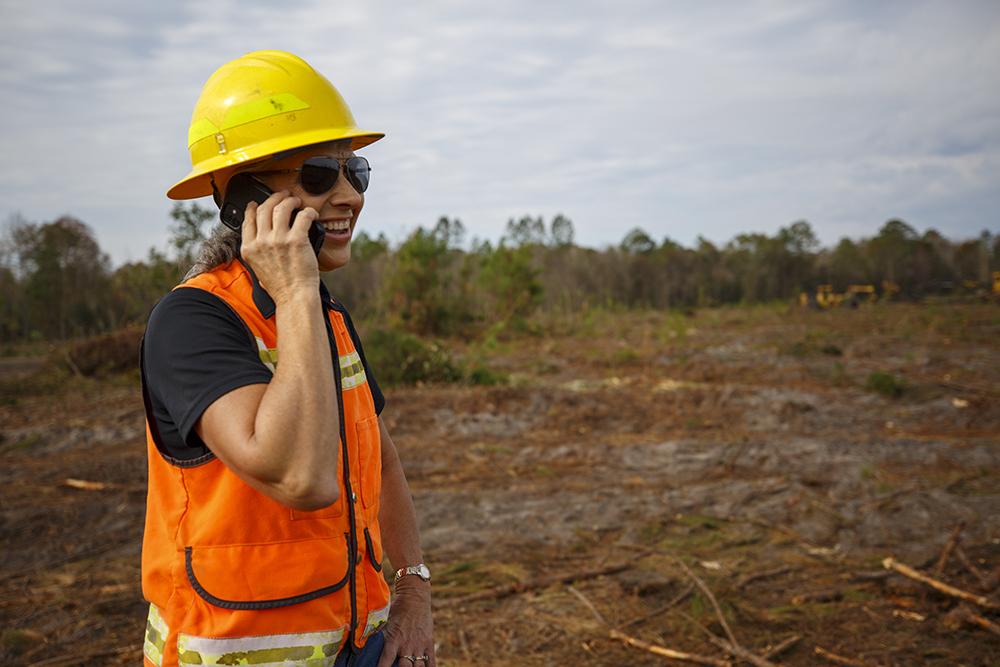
[0,0,998,265]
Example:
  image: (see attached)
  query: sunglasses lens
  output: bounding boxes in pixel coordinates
[300,157,340,195]
[346,156,370,193]
[297,156,370,194]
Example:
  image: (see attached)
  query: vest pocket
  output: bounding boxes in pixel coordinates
[356,415,382,509]
[184,536,351,610]
[360,524,392,630]
[363,526,383,572]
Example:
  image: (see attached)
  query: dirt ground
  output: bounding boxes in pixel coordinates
[1,302,998,666]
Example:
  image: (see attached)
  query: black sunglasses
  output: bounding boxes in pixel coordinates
[254,155,371,195]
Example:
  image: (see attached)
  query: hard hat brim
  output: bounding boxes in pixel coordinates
[166,128,384,200]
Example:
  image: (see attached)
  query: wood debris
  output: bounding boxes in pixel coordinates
[434,559,637,608]
[814,645,875,667]
[932,521,965,576]
[62,478,110,491]
[942,603,1000,637]
[882,556,999,610]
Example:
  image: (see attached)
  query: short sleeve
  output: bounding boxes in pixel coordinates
[142,287,273,460]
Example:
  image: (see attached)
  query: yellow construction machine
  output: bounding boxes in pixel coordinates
[800,283,882,309]
[800,273,998,307]
[846,284,877,306]
[881,280,900,299]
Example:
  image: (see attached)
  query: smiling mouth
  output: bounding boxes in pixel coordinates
[318,218,352,233]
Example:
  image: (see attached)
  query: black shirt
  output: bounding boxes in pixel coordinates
[141,271,384,462]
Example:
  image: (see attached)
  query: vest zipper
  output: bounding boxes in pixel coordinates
[325,305,360,652]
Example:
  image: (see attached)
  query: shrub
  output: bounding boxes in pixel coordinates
[63,326,143,377]
[364,328,463,386]
[865,371,905,398]
[466,363,508,386]
[477,243,543,327]
[384,225,475,337]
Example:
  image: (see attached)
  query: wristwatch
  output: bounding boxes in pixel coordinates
[393,563,431,585]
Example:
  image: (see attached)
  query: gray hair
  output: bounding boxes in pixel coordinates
[182,138,352,281]
[183,223,242,281]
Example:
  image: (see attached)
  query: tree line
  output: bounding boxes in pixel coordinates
[0,205,996,344]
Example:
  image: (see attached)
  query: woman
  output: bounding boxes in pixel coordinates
[140,50,434,667]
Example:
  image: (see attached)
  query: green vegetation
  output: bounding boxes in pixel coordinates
[477,242,543,331]
[865,371,906,398]
[466,363,508,386]
[361,326,507,387]
[383,218,474,336]
[364,328,463,386]
[2,206,997,389]
[611,347,639,364]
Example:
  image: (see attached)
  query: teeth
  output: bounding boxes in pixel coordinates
[322,219,351,232]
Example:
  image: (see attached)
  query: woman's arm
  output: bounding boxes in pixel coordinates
[378,416,425,572]
[376,416,435,667]
[193,290,339,510]
[194,192,341,510]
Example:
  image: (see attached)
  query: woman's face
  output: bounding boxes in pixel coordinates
[250,140,365,272]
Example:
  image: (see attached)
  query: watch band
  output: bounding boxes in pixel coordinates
[393,563,431,584]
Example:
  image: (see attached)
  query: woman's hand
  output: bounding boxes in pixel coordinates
[377,580,435,667]
[240,190,320,304]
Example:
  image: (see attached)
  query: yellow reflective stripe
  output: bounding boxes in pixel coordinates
[143,603,168,667]
[189,94,311,148]
[339,350,361,369]
[222,93,310,132]
[177,627,345,667]
[188,118,221,148]
[362,602,390,640]
[255,337,277,372]
[339,350,366,389]
[254,338,365,388]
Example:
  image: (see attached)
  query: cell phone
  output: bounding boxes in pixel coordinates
[219,173,325,255]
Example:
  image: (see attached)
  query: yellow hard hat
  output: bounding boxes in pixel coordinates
[167,50,384,200]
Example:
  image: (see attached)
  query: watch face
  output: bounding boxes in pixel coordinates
[394,564,431,584]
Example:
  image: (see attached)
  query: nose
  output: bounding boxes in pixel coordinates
[326,165,363,209]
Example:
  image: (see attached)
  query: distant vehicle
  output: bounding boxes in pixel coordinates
[881,280,900,299]
[799,283,888,309]
[845,284,876,308]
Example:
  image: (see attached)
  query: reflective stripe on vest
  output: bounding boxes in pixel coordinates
[361,602,390,641]
[255,336,278,372]
[256,335,367,392]
[143,603,169,667]
[339,350,367,389]
[177,626,346,667]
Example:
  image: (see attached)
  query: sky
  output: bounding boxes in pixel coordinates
[1,0,998,266]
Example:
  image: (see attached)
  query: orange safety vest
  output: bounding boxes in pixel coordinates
[139,258,390,667]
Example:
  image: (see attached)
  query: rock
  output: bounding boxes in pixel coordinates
[616,567,677,597]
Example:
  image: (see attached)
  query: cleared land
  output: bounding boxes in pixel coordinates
[1,302,998,666]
